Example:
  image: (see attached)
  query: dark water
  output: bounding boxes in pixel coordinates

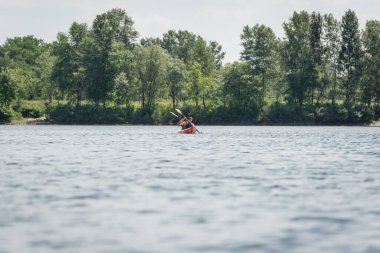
[0,125,379,253]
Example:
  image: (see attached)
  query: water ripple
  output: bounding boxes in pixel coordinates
[0,125,379,253]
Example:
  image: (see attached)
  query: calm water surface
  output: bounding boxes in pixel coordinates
[0,125,379,253]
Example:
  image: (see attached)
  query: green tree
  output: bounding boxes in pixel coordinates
[113,72,130,107]
[0,69,15,109]
[140,37,162,47]
[1,36,44,66]
[209,41,225,68]
[309,12,323,105]
[162,30,196,64]
[87,9,138,106]
[322,14,341,105]
[339,9,362,105]
[283,11,311,106]
[36,51,57,103]
[109,41,138,105]
[1,36,46,100]
[51,23,89,106]
[166,57,187,109]
[222,62,259,118]
[241,24,277,111]
[51,33,73,102]
[362,20,380,107]
[8,66,39,100]
[187,63,203,107]
[136,45,168,117]
[69,22,88,106]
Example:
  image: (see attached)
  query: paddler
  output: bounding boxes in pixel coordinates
[178,116,194,130]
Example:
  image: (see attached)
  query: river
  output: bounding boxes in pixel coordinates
[0,125,379,253]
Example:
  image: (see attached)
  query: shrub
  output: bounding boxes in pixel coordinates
[0,108,12,123]
[316,104,347,124]
[266,102,303,124]
[374,106,380,120]
[20,103,45,118]
[46,104,135,124]
[0,107,22,123]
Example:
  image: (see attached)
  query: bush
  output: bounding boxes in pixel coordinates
[46,104,135,124]
[347,104,373,124]
[266,102,305,124]
[43,101,379,125]
[374,106,380,120]
[20,103,45,118]
[0,108,12,123]
[12,101,46,118]
[315,104,374,124]
[0,107,22,123]
[316,104,347,124]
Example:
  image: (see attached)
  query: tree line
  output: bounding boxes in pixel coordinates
[0,8,379,124]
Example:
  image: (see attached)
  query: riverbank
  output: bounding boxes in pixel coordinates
[9,116,50,125]
[8,117,380,126]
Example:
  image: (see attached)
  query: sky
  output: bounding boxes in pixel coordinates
[0,0,379,63]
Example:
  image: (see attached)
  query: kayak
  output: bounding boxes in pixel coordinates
[178,126,196,134]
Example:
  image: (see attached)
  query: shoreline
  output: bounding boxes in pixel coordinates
[5,117,380,127]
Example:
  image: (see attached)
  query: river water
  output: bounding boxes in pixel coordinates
[0,125,379,253]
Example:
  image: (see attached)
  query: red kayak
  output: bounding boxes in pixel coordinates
[178,126,196,134]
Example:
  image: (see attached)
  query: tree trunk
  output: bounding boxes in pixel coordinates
[172,94,176,110]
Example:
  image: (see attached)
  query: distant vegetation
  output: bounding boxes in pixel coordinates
[0,8,379,124]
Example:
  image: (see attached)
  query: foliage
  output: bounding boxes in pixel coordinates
[0,69,15,109]
[135,45,168,118]
[1,8,379,125]
[18,103,45,118]
[241,24,278,111]
[46,104,133,124]
[339,10,362,105]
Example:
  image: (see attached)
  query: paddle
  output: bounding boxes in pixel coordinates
[170,112,180,118]
[175,109,202,133]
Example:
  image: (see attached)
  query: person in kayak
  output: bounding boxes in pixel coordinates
[178,117,193,130]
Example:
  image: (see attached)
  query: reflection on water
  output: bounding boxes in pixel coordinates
[0,125,379,253]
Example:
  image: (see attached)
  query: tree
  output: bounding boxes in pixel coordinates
[0,69,15,109]
[140,37,162,47]
[222,62,259,119]
[187,63,203,107]
[322,14,341,105]
[1,36,46,100]
[92,8,138,50]
[136,45,168,117]
[166,57,187,109]
[36,51,57,103]
[193,36,215,76]
[1,35,45,66]
[51,33,73,102]
[86,9,138,106]
[162,30,196,64]
[51,22,88,106]
[69,22,88,106]
[309,12,323,105]
[339,9,362,105]
[113,72,130,107]
[283,11,312,106]
[209,41,225,68]
[8,66,39,100]
[241,24,277,111]
[109,41,138,106]
[362,20,380,107]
